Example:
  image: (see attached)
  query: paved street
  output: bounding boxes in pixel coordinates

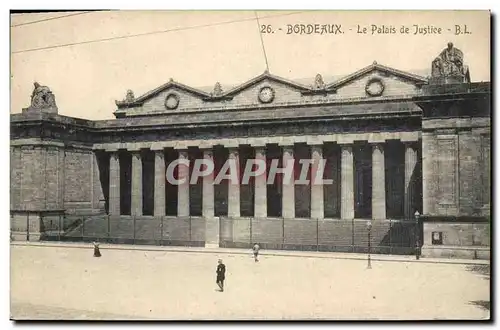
[10,245,490,320]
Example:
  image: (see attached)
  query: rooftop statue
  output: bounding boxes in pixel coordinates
[125,89,135,102]
[211,82,223,97]
[30,82,57,109]
[313,74,325,89]
[431,42,466,78]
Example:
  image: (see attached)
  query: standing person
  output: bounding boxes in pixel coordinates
[216,259,226,292]
[252,243,260,262]
[93,241,101,258]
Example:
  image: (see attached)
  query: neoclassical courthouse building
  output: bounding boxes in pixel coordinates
[10,43,490,258]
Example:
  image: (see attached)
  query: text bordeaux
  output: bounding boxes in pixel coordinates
[287,24,343,35]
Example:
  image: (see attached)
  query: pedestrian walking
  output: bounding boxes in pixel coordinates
[252,243,260,262]
[216,259,226,292]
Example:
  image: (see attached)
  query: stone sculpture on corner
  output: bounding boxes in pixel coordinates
[430,42,470,84]
[125,89,135,102]
[23,82,58,114]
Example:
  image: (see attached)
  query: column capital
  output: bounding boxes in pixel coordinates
[249,137,267,147]
[339,144,353,150]
[150,143,166,151]
[372,143,385,150]
[306,136,324,146]
[278,136,295,146]
[403,141,419,149]
[253,146,266,153]
[310,144,323,152]
[199,142,214,150]
[399,131,420,142]
[251,143,267,148]
[227,147,240,154]
[202,149,214,158]
[223,139,240,148]
[367,132,387,144]
[174,141,189,150]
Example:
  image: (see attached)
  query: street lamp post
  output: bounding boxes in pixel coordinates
[414,210,420,260]
[367,220,372,269]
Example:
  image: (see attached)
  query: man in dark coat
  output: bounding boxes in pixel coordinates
[252,243,260,262]
[216,259,226,292]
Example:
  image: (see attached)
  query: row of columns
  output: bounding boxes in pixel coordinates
[107,142,418,220]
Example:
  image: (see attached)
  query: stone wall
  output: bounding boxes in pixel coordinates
[422,117,490,217]
[420,103,490,259]
[10,140,105,240]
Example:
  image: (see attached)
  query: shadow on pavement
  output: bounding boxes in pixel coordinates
[466,264,490,280]
[466,264,490,314]
[469,300,490,312]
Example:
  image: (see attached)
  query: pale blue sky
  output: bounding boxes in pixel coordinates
[11,10,490,120]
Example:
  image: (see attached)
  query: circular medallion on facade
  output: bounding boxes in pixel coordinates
[258,86,275,104]
[365,78,385,97]
[165,93,180,110]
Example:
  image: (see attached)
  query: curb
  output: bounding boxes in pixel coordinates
[10,241,490,266]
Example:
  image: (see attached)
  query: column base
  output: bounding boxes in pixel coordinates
[204,217,220,248]
[28,232,42,242]
[11,231,28,241]
[204,243,219,248]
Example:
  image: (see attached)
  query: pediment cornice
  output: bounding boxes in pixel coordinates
[115,63,430,111]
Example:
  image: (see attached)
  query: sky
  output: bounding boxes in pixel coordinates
[10,10,490,120]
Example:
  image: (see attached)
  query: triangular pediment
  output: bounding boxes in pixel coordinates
[325,62,427,99]
[114,63,429,117]
[224,71,310,96]
[115,79,209,109]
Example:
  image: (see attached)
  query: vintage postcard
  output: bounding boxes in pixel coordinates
[10,10,491,320]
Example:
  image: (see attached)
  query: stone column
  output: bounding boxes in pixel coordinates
[177,150,190,217]
[59,148,66,210]
[254,146,267,218]
[372,143,386,220]
[227,147,240,217]
[131,150,143,216]
[202,149,215,218]
[109,151,120,216]
[421,132,434,216]
[154,149,166,217]
[340,145,354,219]
[404,142,418,219]
[92,151,105,211]
[281,145,295,219]
[202,147,218,248]
[310,145,324,219]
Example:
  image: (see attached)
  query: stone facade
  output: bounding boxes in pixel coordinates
[10,44,491,259]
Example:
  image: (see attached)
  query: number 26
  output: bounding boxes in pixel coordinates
[260,25,272,33]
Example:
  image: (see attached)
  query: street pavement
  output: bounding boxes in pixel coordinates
[10,244,490,320]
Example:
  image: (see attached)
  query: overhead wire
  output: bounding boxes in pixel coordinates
[254,11,270,72]
[12,11,306,55]
[11,11,94,27]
